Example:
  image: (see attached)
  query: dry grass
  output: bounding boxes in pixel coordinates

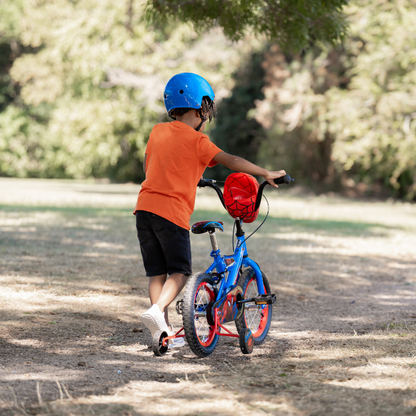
[0,177,416,416]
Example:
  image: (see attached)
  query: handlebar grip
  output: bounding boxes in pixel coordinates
[197,179,206,188]
[274,174,294,185]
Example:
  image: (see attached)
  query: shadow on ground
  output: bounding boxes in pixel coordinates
[1,204,416,415]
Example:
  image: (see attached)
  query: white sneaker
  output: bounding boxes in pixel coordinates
[140,304,170,336]
[168,326,185,348]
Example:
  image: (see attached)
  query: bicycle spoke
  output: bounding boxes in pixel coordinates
[236,268,272,346]
[195,286,212,343]
[245,279,264,332]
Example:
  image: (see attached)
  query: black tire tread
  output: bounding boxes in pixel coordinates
[183,272,218,358]
[152,330,168,356]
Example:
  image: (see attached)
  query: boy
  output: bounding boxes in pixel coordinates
[134,73,285,346]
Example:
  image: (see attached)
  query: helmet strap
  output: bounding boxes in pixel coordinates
[195,120,204,132]
[195,110,207,132]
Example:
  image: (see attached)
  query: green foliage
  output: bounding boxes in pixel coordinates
[0,105,48,177]
[254,45,350,189]
[326,0,416,199]
[0,0,23,39]
[1,0,252,182]
[0,1,23,112]
[1,0,415,200]
[252,0,416,199]
[0,42,16,112]
[210,51,266,179]
[145,0,349,51]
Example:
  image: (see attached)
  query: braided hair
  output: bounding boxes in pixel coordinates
[171,96,217,122]
[200,96,217,122]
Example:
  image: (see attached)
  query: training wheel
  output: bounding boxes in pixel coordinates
[239,328,254,354]
[152,330,169,356]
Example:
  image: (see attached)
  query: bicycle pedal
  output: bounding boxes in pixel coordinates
[253,294,276,305]
[176,299,184,315]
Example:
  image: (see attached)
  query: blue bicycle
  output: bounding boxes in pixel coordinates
[152,174,293,357]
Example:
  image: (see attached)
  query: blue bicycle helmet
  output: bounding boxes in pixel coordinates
[164,73,215,120]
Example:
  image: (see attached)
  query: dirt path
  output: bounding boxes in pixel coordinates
[1,178,415,416]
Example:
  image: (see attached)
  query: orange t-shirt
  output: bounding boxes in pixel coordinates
[134,121,222,230]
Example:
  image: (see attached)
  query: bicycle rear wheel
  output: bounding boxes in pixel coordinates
[183,272,219,357]
[235,267,272,345]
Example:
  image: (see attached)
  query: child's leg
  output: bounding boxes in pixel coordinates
[148,274,167,305]
[156,273,188,312]
[156,273,188,323]
[137,211,190,335]
[147,273,187,330]
[148,274,171,328]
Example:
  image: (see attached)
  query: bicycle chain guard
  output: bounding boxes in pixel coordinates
[213,285,244,324]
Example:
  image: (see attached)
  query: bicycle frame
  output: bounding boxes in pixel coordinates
[205,220,265,301]
[163,222,266,348]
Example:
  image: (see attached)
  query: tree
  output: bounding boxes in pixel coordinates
[0,1,23,113]
[326,0,416,199]
[0,1,51,178]
[252,0,416,199]
[253,44,350,190]
[1,0,256,181]
[145,0,349,51]
[209,51,267,180]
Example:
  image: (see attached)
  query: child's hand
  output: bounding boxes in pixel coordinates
[264,170,286,188]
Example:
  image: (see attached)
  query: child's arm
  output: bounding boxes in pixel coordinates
[213,151,285,188]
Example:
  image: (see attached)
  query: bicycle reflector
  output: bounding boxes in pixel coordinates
[223,173,260,223]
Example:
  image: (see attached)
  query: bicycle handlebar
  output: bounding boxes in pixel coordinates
[197,178,228,210]
[273,174,294,185]
[197,174,294,213]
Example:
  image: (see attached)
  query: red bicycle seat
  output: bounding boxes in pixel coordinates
[223,172,260,223]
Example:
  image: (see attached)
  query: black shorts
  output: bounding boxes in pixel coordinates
[135,210,192,277]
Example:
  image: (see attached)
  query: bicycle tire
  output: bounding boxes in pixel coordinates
[239,328,254,354]
[235,267,272,345]
[183,272,219,357]
[152,330,169,356]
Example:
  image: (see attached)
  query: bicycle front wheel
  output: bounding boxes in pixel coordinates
[235,267,272,345]
[183,272,219,357]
